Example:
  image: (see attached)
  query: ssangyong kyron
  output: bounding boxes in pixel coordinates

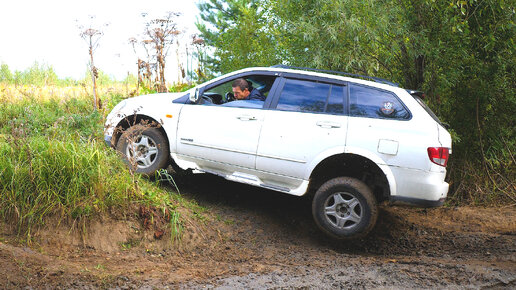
[104,66,452,239]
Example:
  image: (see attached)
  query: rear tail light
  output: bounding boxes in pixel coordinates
[427,147,450,167]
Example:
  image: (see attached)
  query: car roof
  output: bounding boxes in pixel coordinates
[205,67,403,93]
[269,65,399,86]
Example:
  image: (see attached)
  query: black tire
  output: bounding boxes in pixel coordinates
[116,124,169,176]
[312,177,378,240]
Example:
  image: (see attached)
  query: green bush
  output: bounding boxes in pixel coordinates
[198,0,516,205]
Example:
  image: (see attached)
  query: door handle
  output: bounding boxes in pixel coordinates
[316,121,341,128]
[237,115,257,121]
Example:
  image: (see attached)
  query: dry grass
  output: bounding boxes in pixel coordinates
[0,83,136,104]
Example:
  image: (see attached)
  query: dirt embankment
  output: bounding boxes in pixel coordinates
[1,174,515,289]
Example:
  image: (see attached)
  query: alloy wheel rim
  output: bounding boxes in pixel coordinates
[125,134,159,169]
[324,192,362,229]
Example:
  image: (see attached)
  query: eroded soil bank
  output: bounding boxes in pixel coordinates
[1,174,515,289]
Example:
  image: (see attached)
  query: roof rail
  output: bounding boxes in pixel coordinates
[270,64,399,87]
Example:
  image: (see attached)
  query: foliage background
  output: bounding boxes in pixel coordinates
[197,0,516,204]
[1,0,514,206]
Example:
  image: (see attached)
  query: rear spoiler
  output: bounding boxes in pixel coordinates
[406,90,450,129]
[406,90,425,99]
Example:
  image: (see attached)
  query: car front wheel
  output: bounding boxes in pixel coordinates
[116,124,169,176]
[312,177,378,240]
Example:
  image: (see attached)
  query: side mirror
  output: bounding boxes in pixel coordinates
[189,87,200,103]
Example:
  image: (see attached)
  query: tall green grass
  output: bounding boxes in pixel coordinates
[0,94,202,242]
[0,136,136,234]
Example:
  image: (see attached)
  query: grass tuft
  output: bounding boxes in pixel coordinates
[0,91,204,243]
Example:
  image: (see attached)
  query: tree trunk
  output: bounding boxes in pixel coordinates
[414,55,425,90]
[89,46,101,110]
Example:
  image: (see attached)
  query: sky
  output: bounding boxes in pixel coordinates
[0,0,201,81]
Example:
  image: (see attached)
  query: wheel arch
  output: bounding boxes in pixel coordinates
[307,152,396,203]
[112,114,169,149]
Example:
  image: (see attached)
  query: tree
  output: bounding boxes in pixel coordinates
[267,0,516,202]
[24,62,58,86]
[0,63,12,83]
[129,12,181,93]
[148,12,182,92]
[191,34,210,82]
[3,62,58,86]
[196,0,282,73]
[129,36,148,92]
[78,17,107,110]
[198,0,516,203]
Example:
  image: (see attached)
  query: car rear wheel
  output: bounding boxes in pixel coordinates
[312,177,378,240]
[116,124,169,176]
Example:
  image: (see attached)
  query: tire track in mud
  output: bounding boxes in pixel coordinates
[174,174,516,288]
[0,173,514,288]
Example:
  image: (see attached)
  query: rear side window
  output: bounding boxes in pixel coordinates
[349,85,410,119]
[276,79,344,114]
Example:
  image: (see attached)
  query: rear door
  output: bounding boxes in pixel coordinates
[256,77,348,185]
[345,84,435,170]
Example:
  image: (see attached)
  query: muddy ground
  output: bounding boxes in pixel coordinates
[1,173,515,289]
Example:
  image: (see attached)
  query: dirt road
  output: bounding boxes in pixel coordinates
[1,174,515,288]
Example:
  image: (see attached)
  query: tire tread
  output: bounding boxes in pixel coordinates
[312,177,378,240]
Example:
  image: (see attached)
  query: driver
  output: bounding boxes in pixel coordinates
[231,78,265,101]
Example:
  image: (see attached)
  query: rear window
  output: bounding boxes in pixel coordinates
[349,85,410,120]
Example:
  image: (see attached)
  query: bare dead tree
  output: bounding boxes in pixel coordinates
[78,17,107,110]
[175,39,185,83]
[128,37,141,92]
[191,34,207,82]
[141,39,154,89]
[129,12,182,93]
[129,37,152,92]
[143,12,181,93]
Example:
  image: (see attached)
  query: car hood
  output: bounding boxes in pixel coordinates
[128,92,186,105]
[105,92,187,134]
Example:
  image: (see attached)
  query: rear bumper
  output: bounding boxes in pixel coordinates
[389,166,449,207]
[390,196,446,207]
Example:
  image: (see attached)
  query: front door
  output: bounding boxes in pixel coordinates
[176,104,264,170]
[175,73,279,173]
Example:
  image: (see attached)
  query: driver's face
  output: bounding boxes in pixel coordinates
[232,86,250,100]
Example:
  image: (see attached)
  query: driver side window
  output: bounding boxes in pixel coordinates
[201,74,277,108]
[203,82,233,104]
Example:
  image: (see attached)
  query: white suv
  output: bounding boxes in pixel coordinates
[105,66,452,239]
